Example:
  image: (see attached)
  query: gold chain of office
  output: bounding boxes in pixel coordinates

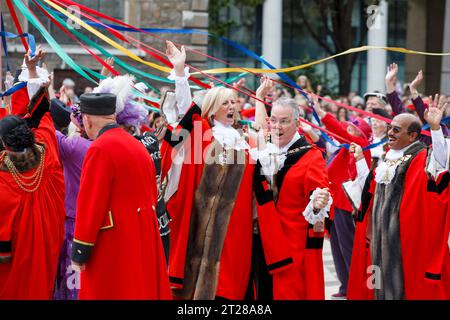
[3,144,46,193]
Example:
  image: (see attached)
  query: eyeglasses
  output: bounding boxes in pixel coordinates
[386,124,401,134]
[269,117,292,126]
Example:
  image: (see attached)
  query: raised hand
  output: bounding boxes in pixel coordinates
[166,40,186,76]
[409,70,423,98]
[385,63,398,93]
[300,121,313,133]
[4,71,14,90]
[233,78,246,89]
[410,70,423,91]
[256,76,275,99]
[24,45,46,71]
[310,93,326,118]
[424,94,448,131]
[100,57,115,77]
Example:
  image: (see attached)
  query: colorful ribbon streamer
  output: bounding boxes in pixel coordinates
[0,31,36,57]
[6,0,29,52]
[1,13,11,71]
[11,0,96,83]
[16,0,441,147]
[0,81,27,98]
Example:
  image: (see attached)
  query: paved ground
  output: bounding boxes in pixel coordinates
[322,238,342,300]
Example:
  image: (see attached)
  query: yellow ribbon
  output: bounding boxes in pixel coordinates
[193,46,450,75]
[42,0,450,77]
[43,0,172,73]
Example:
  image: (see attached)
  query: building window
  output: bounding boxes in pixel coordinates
[208,0,263,78]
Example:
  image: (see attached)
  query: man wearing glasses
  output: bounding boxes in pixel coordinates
[250,79,332,300]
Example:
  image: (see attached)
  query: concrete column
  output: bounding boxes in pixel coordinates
[262,0,282,69]
[366,0,389,93]
[441,0,450,95]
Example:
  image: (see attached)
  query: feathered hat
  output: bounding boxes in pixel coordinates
[93,75,148,127]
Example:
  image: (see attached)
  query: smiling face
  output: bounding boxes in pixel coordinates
[387,114,419,150]
[371,118,388,137]
[213,92,237,126]
[269,103,299,148]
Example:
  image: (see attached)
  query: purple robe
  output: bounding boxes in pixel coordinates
[53,131,91,300]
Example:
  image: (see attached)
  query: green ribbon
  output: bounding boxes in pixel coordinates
[22,0,250,98]
[12,0,97,83]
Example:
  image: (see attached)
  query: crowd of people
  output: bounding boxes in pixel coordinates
[0,40,449,300]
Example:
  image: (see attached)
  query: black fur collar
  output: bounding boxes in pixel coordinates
[0,144,42,173]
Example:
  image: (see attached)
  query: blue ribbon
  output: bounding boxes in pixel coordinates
[1,13,11,71]
[0,81,27,98]
[422,116,450,130]
[0,31,36,57]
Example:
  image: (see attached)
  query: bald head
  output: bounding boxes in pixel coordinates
[82,113,116,140]
[387,113,421,150]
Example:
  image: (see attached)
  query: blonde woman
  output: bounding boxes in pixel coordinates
[160,41,254,300]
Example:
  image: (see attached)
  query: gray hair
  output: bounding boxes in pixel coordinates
[62,78,75,88]
[272,97,304,120]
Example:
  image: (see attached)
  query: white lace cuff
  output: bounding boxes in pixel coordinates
[302,188,333,225]
[168,67,190,81]
[427,131,450,180]
[249,143,281,176]
[19,67,50,99]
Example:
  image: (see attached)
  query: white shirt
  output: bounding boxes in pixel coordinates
[371,136,387,160]
[18,66,49,99]
[212,120,250,151]
[168,67,192,116]
[250,132,332,225]
[249,132,301,179]
[427,128,450,180]
[164,69,192,202]
[375,145,410,185]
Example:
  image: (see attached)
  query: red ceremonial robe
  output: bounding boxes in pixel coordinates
[160,104,254,300]
[425,170,450,299]
[347,172,375,300]
[72,125,171,300]
[347,146,449,299]
[0,111,66,299]
[253,136,330,300]
[321,113,371,214]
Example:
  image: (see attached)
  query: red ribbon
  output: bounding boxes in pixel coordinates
[6,0,29,51]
